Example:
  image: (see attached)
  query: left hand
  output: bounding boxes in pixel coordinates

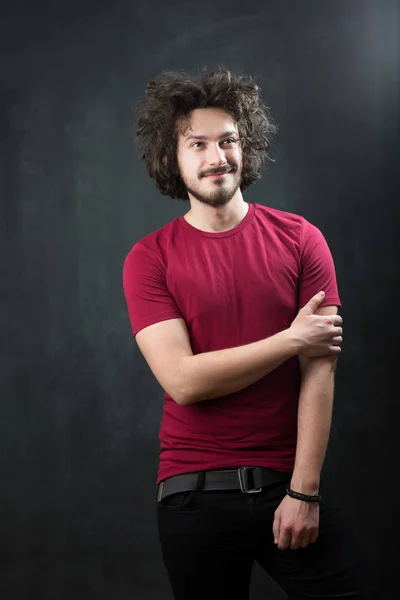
[272,494,319,550]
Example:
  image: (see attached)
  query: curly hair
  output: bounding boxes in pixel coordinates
[135,67,278,201]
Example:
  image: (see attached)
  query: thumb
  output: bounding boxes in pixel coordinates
[302,291,325,314]
[273,510,281,544]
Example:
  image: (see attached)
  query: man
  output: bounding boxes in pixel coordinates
[123,68,369,599]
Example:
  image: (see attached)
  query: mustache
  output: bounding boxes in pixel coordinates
[201,165,235,177]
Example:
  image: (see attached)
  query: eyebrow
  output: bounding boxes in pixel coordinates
[185,130,238,142]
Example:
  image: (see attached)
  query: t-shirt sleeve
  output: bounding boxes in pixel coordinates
[298,219,342,310]
[122,242,183,337]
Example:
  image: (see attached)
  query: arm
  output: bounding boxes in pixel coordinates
[290,305,339,495]
[137,319,297,406]
[272,305,340,551]
[135,294,342,406]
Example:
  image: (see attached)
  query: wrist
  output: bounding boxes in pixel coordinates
[286,487,322,503]
[290,475,320,496]
[281,328,302,357]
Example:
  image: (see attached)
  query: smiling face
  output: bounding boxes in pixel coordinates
[176,107,243,208]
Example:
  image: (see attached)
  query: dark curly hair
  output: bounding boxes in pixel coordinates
[135,67,278,201]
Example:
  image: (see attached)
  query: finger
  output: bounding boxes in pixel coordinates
[332,336,343,344]
[329,345,341,354]
[278,527,291,551]
[290,533,301,550]
[333,326,343,335]
[303,291,325,314]
[298,534,310,549]
[333,315,343,325]
[309,529,319,544]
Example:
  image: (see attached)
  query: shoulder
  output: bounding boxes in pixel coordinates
[252,204,309,250]
[253,204,323,240]
[123,217,182,267]
[253,203,306,230]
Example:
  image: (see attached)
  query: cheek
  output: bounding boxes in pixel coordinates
[180,159,199,181]
[228,149,242,167]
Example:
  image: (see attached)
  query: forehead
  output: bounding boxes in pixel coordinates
[178,107,238,139]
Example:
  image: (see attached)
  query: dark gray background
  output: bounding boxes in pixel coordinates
[1,0,398,598]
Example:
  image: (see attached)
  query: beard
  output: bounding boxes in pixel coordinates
[182,166,242,208]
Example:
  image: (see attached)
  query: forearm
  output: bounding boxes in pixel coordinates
[179,329,298,405]
[290,356,337,494]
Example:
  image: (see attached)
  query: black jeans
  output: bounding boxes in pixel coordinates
[157,474,373,600]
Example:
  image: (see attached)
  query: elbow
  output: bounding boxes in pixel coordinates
[174,386,215,406]
[171,392,189,406]
[172,382,206,406]
[168,359,197,406]
[174,395,191,406]
[172,390,194,407]
[168,359,212,406]
[169,381,195,406]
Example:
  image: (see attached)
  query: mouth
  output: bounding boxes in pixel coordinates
[204,170,232,179]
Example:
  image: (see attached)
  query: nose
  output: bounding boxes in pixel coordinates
[205,143,227,166]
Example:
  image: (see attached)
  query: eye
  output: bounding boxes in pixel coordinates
[222,138,237,145]
[192,142,204,148]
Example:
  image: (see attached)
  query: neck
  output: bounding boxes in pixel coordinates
[184,192,248,233]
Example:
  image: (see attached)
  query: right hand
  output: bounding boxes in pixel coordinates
[289,291,343,357]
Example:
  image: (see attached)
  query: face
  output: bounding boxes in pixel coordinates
[176,107,243,208]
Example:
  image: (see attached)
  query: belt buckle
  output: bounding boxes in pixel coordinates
[238,467,262,494]
[157,481,164,503]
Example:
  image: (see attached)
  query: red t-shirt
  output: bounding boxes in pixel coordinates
[122,203,341,483]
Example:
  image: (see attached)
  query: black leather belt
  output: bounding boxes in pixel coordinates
[157,467,291,503]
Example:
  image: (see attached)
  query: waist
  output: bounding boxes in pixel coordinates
[157,466,292,502]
